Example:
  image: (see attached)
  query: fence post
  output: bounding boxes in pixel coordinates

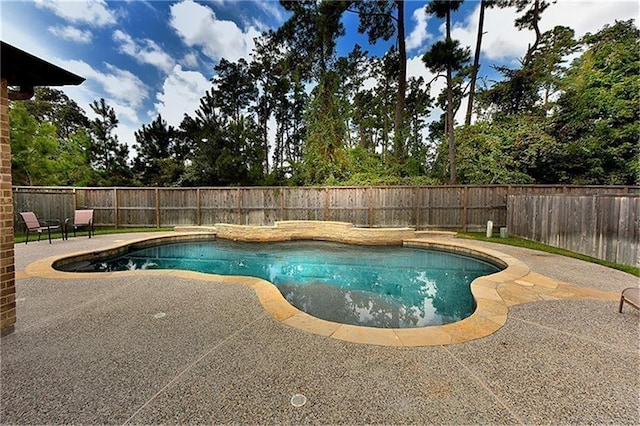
[367,187,373,227]
[462,186,468,232]
[413,186,420,230]
[196,188,201,226]
[237,188,242,225]
[113,188,119,228]
[280,188,285,221]
[324,188,329,221]
[594,194,601,259]
[155,188,160,228]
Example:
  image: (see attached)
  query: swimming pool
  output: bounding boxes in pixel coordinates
[57,239,502,328]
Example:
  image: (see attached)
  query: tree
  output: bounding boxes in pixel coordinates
[551,20,639,184]
[502,0,552,65]
[23,87,90,139]
[88,98,132,185]
[530,25,578,108]
[423,0,469,184]
[179,90,264,186]
[56,129,96,186]
[453,117,557,184]
[465,0,499,125]
[133,115,184,186]
[9,102,61,185]
[302,71,349,184]
[404,76,433,175]
[478,25,577,119]
[10,101,96,186]
[212,58,257,122]
[277,0,347,82]
[14,87,95,186]
[352,0,408,161]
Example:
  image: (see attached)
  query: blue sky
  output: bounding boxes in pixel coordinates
[1,0,638,151]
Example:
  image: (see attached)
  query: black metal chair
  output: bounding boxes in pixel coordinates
[64,209,94,239]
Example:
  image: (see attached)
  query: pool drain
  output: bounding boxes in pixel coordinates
[290,394,307,407]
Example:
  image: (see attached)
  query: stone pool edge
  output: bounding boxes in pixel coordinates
[22,223,620,347]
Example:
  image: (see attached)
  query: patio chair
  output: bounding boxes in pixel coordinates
[64,209,94,239]
[19,212,61,244]
[618,287,640,313]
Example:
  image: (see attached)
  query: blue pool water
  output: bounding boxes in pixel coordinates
[59,240,501,328]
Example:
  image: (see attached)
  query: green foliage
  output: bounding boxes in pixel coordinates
[88,98,132,186]
[55,129,97,186]
[551,20,640,184]
[9,11,638,189]
[24,87,90,139]
[422,39,471,74]
[338,146,438,186]
[277,0,347,79]
[178,90,265,186]
[133,115,184,187]
[212,58,257,121]
[479,25,578,118]
[471,20,638,185]
[425,0,464,19]
[301,72,349,184]
[10,102,62,185]
[11,89,95,187]
[451,119,558,184]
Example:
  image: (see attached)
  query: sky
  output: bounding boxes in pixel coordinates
[1,0,638,152]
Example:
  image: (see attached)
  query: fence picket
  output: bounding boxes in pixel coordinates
[12,185,639,266]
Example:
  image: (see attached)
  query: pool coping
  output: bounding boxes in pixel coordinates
[22,222,620,347]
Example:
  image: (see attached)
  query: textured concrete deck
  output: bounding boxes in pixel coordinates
[1,231,639,424]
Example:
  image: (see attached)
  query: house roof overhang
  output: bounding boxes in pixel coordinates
[1,41,85,88]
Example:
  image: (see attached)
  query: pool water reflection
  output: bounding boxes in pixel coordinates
[59,240,502,328]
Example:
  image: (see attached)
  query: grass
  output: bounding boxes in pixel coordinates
[14,227,173,244]
[458,232,639,277]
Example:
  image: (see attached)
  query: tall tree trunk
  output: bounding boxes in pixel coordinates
[523,0,542,65]
[393,0,406,162]
[446,8,456,184]
[465,0,486,126]
[260,99,269,174]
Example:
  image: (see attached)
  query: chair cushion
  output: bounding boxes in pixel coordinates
[74,209,94,225]
[622,287,640,309]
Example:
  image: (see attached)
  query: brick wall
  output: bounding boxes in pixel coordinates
[0,78,16,336]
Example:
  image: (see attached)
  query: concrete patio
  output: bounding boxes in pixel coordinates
[1,231,638,424]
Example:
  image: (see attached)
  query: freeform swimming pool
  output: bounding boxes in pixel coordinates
[57,239,502,328]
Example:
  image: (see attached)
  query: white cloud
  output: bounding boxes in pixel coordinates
[406,6,431,51]
[540,0,638,37]
[181,52,200,69]
[451,4,527,63]
[154,65,211,127]
[169,0,261,63]
[112,30,175,74]
[58,59,149,112]
[34,0,117,27]
[48,25,92,44]
[450,0,639,64]
[251,0,286,24]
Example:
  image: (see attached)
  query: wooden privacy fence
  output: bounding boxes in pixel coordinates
[12,188,76,230]
[508,194,639,266]
[13,185,639,232]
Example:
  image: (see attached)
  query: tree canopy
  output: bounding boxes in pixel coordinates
[9,5,639,187]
